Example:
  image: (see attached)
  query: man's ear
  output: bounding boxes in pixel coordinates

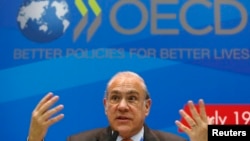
[145,99,152,116]
[103,98,107,114]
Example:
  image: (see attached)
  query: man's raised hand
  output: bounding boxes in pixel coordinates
[28,92,64,141]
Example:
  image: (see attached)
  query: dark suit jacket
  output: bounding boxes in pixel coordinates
[67,124,187,141]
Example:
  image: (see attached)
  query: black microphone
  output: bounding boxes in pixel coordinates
[112,130,119,141]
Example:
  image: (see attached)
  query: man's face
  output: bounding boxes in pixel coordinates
[103,75,151,138]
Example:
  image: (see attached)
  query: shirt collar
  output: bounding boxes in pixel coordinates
[116,126,144,141]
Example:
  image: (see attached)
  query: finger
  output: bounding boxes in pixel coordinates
[46,114,64,127]
[208,117,214,125]
[198,99,207,122]
[188,100,202,125]
[42,104,64,120]
[39,95,59,114]
[35,92,54,111]
[179,109,196,128]
[175,120,191,134]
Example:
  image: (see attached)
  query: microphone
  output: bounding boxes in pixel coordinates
[112,130,119,141]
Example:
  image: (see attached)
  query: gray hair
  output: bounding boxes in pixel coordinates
[104,71,150,99]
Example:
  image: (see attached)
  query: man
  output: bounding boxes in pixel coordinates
[28,71,211,141]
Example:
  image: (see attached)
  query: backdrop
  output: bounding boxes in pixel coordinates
[0,0,250,140]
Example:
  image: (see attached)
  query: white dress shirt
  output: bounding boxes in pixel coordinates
[116,126,144,141]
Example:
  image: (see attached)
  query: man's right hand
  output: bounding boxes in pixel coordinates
[28,92,64,141]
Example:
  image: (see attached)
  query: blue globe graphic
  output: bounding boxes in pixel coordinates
[17,0,70,42]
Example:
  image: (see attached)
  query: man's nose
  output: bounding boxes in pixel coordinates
[117,98,129,110]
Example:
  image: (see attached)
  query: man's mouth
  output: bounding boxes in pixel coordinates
[116,116,131,121]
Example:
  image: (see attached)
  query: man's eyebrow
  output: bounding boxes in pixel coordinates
[109,90,120,95]
[126,90,139,95]
[109,90,139,95]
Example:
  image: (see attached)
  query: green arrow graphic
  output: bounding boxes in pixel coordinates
[75,0,88,16]
[74,0,102,42]
[87,0,102,41]
[89,0,101,16]
[74,0,88,42]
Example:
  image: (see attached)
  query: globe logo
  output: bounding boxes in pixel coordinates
[17,0,70,43]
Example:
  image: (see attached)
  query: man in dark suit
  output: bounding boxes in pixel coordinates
[67,124,186,141]
[28,71,211,141]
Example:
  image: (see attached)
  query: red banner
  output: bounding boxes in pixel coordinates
[179,104,250,131]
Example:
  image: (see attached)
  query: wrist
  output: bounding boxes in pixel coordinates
[27,136,44,141]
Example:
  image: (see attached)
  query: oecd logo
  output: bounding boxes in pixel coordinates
[17,0,70,43]
[16,0,248,43]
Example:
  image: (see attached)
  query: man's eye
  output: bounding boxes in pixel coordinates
[111,96,120,101]
[128,96,137,101]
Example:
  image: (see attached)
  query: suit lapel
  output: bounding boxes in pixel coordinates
[143,124,159,141]
[97,126,113,141]
[99,125,159,141]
